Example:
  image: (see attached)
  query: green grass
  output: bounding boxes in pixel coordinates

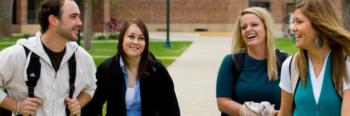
[275,38,298,55]
[0,42,13,50]
[0,35,32,50]
[0,36,192,67]
[90,41,192,66]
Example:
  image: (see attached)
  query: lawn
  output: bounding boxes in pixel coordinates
[0,36,192,67]
[275,38,298,55]
[90,40,192,66]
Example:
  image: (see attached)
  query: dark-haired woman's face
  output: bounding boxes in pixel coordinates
[122,24,145,59]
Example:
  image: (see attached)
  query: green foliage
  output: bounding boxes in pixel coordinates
[94,34,119,40]
[108,34,119,40]
[95,35,107,40]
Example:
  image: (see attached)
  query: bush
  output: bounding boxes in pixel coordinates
[95,35,107,40]
[108,34,119,40]
[23,34,31,39]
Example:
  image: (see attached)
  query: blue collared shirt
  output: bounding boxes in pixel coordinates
[120,57,141,116]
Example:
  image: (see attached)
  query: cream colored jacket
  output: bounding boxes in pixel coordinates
[0,32,97,116]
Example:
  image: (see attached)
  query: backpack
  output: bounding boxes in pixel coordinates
[220,49,288,116]
[0,46,77,116]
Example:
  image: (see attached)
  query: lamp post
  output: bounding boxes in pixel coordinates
[165,0,171,48]
[292,0,296,42]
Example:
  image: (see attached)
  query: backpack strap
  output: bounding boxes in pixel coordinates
[276,49,288,77]
[231,52,245,98]
[288,55,300,109]
[68,53,76,98]
[289,55,299,95]
[66,53,76,116]
[23,46,30,57]
[24,46,41,98]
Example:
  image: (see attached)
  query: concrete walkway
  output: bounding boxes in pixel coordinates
[150,32,231,116]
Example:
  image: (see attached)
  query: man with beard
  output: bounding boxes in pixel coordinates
[0,0,96,115]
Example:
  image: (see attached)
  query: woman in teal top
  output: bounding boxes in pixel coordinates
[216,7,288,116]
[278,0,350,116]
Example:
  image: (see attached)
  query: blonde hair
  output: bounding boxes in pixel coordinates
[294,0,350,91]
[231,7,278,80]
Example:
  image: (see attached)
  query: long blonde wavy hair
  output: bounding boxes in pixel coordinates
[231,7,278,80]
[294,0,350,91]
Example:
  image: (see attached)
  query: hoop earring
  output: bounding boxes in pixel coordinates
[315,36,323,48]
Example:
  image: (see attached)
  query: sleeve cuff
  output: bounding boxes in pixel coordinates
[0,90,8,104]
[279,83,292,94]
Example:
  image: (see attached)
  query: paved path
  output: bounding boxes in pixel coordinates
[150,32,231,116]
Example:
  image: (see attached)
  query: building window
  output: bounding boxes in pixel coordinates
[285,3,295,24]
[27,0,40,24]
[12,0,17,24]
[249,1,270,10]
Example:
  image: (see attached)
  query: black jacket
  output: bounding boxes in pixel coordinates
[81,56,180,116]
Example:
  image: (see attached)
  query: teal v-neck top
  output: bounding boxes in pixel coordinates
[293,55,341,116]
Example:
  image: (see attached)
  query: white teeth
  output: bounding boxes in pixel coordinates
[247,34,256,39]
[130,46,139,49]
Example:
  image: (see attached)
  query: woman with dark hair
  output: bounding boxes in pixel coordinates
[278,0,350,115]
[81,19,180,116]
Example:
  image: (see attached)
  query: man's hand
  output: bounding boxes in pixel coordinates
[65,97,81,116]
[20,97,43,116]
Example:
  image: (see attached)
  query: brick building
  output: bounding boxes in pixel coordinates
[12,0,343,36]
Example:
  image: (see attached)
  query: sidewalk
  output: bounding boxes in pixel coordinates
[153,32,231,116]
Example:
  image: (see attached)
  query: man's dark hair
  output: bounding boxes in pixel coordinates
[38,0,64,33]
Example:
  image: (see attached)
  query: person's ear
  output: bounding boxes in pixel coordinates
[48,15,59,26]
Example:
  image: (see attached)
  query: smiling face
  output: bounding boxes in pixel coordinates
[291,8,318,49]
[56,0,82,42]
[122,24,146,59]
[240,13,266,48]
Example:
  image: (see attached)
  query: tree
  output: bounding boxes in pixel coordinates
[343,0,350,30]
[83,0,93,50]
[0,0,14,38]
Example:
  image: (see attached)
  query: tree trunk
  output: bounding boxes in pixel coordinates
[0,0,14,38]
[83,0,93,50]
[343,0,350,30]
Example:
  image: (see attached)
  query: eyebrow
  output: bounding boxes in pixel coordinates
[69,12,80,16]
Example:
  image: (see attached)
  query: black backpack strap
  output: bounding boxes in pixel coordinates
[231,52,245,98]
[66,53,76,116]
[68,53,76,98]
[276,49,288,76]
[23,46,30,57]
[232,53,245,81]
[24,46,41,98]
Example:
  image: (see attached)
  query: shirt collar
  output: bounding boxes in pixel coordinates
[119,57,127,74]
